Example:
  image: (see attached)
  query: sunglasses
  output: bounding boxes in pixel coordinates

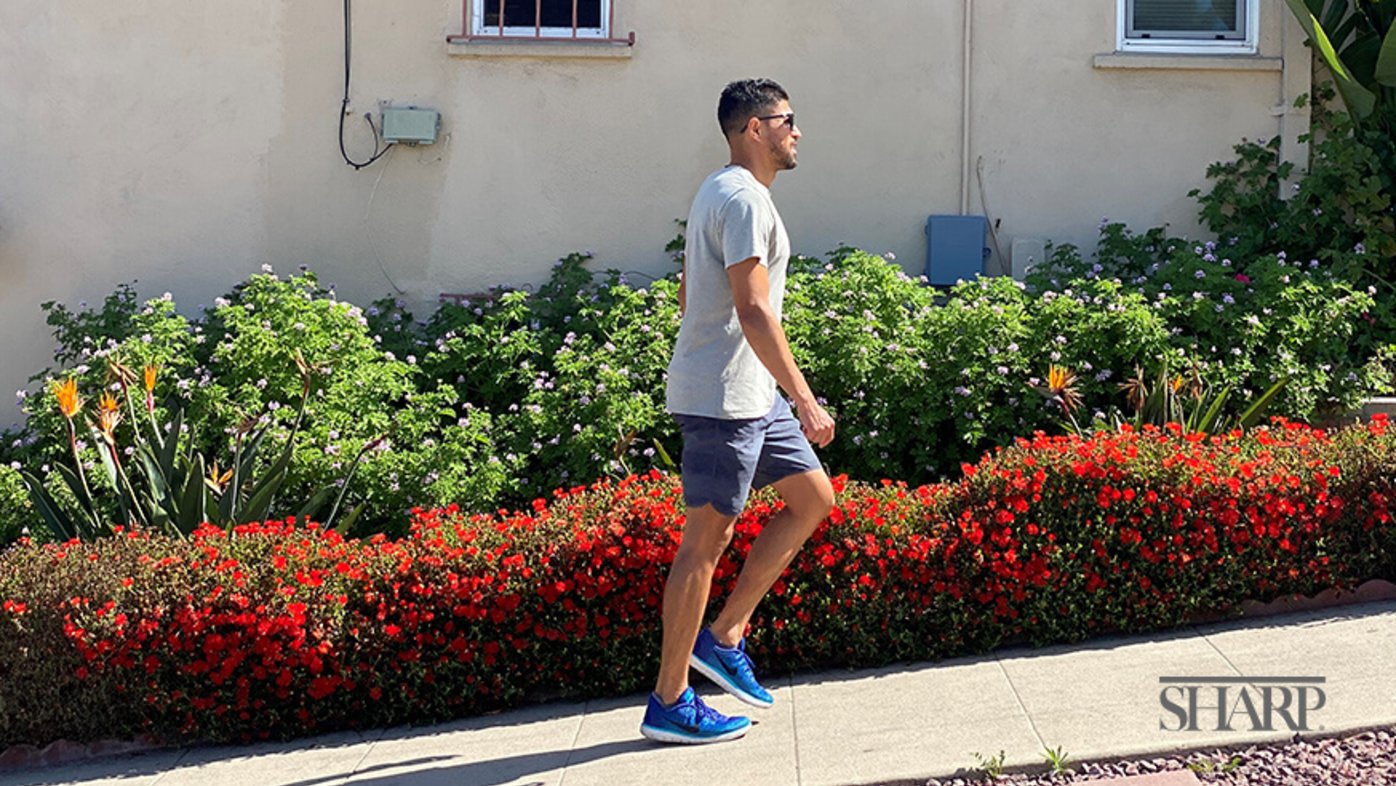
[756,111,796,128]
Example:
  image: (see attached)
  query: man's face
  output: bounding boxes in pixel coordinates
[756,99,801,171]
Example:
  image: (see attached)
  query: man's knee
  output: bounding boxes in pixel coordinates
[778,470,836,524]
[803,478,836,526]
[676,505,737,564]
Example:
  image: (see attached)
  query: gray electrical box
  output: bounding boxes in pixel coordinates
[381,107,440,145]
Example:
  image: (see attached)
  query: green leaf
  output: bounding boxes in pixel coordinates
[54,464,98,523]
[176,454,207,535]
[1375,24,1396,86]
[139,447,169,504]
[91,432,120,491]
[1319,0,1347,37]
[157,409,184,477]
[297,486,337,523]
[21,471,76,541]
[333,501,368,535]
[239,470,286,525]
[652,439,676,472]
[1238,377,1290,428]
[1197,386,1232,434]
[1283,0,1378,117]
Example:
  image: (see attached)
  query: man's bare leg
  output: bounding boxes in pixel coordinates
[708,469,834,646]
[655,502,738,704]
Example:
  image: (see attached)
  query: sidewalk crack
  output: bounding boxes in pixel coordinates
[555,702,587,786]
[146,747,190,785]
[1195,624,1263,696]
[343,730,381,785]
[789,675,803,786]
[1194,625,1248,679]
[993,654,1047,750]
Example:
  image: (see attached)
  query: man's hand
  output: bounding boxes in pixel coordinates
[795,399,835,448]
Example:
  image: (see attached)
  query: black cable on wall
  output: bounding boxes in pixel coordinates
[339,0,392,170]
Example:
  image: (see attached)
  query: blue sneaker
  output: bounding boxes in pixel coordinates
[640,687,750,744]
[689,628,775,708]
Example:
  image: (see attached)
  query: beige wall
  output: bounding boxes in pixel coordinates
[0,1,1308,427]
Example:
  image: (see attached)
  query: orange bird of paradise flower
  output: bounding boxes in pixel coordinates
[53,379,82,420]
[1046,365,1083,414]
[95,393,123,444]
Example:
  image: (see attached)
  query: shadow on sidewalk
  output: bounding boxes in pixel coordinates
[275,740,654,786]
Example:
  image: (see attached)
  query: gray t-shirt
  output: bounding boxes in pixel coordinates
[666,165,791,419]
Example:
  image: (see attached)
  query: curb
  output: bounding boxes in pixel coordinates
[0,736,166,772]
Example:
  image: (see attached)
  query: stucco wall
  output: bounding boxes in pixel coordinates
[0,1,1308,427]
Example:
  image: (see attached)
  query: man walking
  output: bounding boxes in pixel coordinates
[641,79,836,744]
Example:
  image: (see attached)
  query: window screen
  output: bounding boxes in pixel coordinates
[1128,0,1244,40]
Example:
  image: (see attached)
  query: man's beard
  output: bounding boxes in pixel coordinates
[771,141,798,170]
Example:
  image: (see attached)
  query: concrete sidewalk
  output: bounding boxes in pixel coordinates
[3,601,1394,786]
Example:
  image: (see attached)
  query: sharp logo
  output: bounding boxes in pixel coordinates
[1159,676,1327,732]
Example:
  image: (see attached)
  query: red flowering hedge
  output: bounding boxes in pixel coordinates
[1,418,1394,748]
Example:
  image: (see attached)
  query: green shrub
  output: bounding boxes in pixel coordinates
[1028,223,1381,418]
[1191,93,1396,277]
[787,249,1172,480]
[0,465,33,545]
[3,235,1390,542]
[1189,92,1396,364]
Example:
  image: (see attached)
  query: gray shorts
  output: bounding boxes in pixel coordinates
[672,397,823,516]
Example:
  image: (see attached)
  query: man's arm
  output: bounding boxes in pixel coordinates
[727,257,835,447]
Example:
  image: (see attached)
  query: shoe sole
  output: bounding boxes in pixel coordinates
[640,723,749,744]
[689,653,776,708]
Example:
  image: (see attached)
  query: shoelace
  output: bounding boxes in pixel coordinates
[722,645,759,684]
[693,697,726,724]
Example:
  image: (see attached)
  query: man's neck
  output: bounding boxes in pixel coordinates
[727,154,776,188]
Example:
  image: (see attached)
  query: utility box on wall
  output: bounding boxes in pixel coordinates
[381,107,440,145]
[925,215,989,286]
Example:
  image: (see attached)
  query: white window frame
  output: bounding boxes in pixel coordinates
[1117,0,1260,55]
[470,0,611,40]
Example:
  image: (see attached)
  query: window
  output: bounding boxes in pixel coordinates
[469,0,614,41]
[1119,0,1259,54]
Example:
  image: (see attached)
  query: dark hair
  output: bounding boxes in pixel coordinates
[717,79,789,138]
